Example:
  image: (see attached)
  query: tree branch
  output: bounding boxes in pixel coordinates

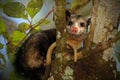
[78,32,120,59]
[16,9,53,47]
[85,0,99,50]
[34,9,53,28]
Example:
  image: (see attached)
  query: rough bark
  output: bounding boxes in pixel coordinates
[54,0,66,52]
[51,0,73,80]
[49,0,120,80]
[74,0,120,80]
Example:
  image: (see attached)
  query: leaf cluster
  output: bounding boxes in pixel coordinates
[0,0,51,73]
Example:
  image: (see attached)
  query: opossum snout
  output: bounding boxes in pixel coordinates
[72,26,78,33]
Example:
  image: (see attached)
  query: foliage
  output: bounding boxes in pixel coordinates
[1,0,50,53]
[0,18,7,34]
[3,0,43,20]
[0,3,3,9]
[17,22,29,32]
[0,53,6,70]
[0,0,51,79]
[3,2,26,18]
[10,30,26,46]
[0,43,4,49]
[27,0,43,18]
[0,18,7,70]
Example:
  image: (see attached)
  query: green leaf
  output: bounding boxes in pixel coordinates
[0,53,6,64]
[2,32,10,39]
[42,19,50,25]
[0,43,4,49]
[6,0,11,3]
[0,18,7,34]
[8,52,16,64]
[30,28,39,34]
[18,22,29,32]
[3,2,26,18]
[27,0,43,18]
[6,45,16,56]
[35,26,40,31]
[0,3,3,9]
[11,30,26,46]
[0,53,6,69]
[23,13,28,19]
[37,19,50,27]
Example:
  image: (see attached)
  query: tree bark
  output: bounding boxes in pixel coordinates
[51,0,74,80]
[74,0,120,80]
[50,0,120,80]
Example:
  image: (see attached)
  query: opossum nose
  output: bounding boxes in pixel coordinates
[72,26,78,33]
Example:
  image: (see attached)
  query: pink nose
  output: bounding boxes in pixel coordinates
[72,26,78,33]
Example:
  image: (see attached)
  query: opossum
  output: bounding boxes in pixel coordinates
[14,11,90,80]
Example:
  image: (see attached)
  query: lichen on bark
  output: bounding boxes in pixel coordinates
[73,0,120,80]
[51,0,73,80]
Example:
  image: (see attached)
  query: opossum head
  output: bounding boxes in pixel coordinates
[66,14,90,36]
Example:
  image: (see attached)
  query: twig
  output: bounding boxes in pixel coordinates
[34,9,53,28]
[16,9,53,47]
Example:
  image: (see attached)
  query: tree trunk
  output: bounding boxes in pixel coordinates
[51,0,74,80]
[50,0,120,80]
[74,0,120,80]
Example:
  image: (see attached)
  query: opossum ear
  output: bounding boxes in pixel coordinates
[66,10,71,22]
[77,15,82,19]
[53,9,71,22]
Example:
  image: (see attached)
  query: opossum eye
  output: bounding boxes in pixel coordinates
[68,21,73,26]
[77,15,81,19]
[80,22,85,27]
